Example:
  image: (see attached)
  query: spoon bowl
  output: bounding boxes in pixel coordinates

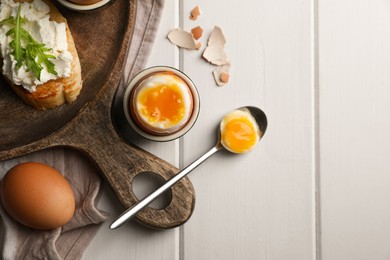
[243,106,268,138]
[110,106,267,230]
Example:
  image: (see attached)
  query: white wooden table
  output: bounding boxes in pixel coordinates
[4,0,390,259]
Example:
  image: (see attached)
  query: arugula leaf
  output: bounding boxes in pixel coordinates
[0,17,15,26]
[13,5,23,69]
[0,4,58,80]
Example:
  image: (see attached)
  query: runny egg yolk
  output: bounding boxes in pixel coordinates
[131,72,194,135]
[221,115,259,154]
[138,84,185,125]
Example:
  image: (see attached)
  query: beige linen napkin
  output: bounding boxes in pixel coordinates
[0,0,165,259]
[123,0,165,82]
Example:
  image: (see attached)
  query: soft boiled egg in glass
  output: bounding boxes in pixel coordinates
[123,66,200,141]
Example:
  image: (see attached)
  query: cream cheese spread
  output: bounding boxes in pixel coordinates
[0,0,72,92]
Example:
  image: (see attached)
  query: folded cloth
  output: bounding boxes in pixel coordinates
[0,0,164,258]
[123,0,165,82]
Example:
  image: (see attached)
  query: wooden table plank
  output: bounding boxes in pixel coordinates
[180,1,316,259]
[319,1,390,259]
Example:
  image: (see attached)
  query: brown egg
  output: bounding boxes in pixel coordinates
[1,162,75,230]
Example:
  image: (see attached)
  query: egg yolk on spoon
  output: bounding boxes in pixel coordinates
[220,110,260,154]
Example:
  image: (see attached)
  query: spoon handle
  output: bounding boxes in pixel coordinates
[110,143,223,230]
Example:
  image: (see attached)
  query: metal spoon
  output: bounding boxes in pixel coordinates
[110,106,268,230]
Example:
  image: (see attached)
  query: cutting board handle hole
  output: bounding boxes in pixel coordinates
[132,171,172,209]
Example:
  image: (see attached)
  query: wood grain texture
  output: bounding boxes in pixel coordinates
[180,0,316,259]
[0,0,195,230]
[319,1,390,259]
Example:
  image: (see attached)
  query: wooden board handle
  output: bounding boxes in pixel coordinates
[73,132,195,229]
[57,104,196,229]
[0,103,196,230]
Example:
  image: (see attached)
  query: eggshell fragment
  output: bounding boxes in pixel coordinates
[191,26,203,40]
[220,71,230,83]
[203,26,229,65]
[195,42,202,50]
[167,29,196,50]
[203,44,229,65]
[208,26,226,47]
[190,5,201,20]
[213,64,231,86]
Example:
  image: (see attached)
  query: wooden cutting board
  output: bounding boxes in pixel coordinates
[0,0,195,229]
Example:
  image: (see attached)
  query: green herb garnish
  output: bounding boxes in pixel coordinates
[0,4,57,80]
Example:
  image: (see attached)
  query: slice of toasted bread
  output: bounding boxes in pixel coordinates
[1,0,82,110]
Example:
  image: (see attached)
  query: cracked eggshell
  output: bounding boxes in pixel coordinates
[203,44,229,65]
[213,64,231,86]
[195,42,202,50]
[190,5,201,20]
[167,29,196,50]
[208,26,226,47]
[191,26,203,40]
